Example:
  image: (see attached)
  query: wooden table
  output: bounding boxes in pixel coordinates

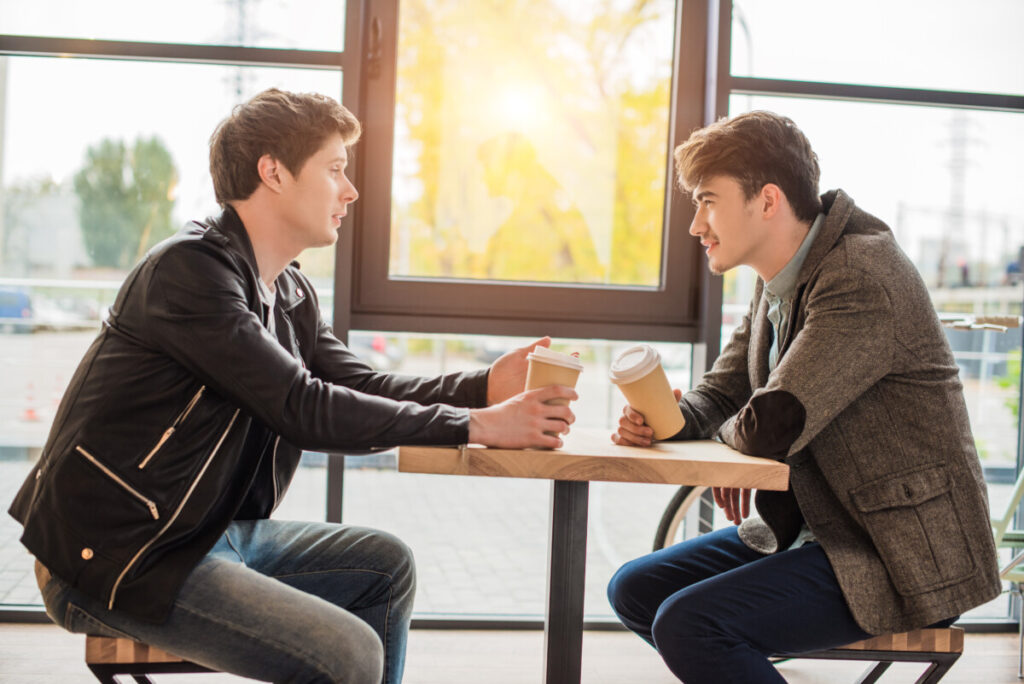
[398,427,790,684]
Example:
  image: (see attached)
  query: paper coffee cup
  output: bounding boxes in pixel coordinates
[525,347,583,439]
[609,344,685,440]
[525,346,583,406]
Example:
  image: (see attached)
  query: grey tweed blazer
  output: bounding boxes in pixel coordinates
[673,189,1001,634]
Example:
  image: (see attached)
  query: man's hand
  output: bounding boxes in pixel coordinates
[611,388,683,447]
[713,487,751,525]
[470,384,576,448]
[486,337,551,405]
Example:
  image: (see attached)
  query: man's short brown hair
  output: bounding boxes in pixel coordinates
[674,111,821,222]
[209,88,361,205]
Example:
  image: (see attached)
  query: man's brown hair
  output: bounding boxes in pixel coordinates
[209,88,361,205]
[674,111,821,222]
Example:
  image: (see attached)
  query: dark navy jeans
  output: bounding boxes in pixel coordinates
[608,526,919,683]
[39,520,415,684]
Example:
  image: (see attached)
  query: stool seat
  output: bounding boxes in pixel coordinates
[85,635,214,683]
[782,627,964,684]
[833,628,964,654]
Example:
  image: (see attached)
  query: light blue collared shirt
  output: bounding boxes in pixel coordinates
[765,213,825,372]
[763,212,824,551]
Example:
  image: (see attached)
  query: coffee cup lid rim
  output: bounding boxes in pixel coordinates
[609,344,661,384]
[526,346,584,370]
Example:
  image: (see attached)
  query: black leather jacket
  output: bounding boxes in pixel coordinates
[8,206,487,622]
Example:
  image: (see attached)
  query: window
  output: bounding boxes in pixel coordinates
[0,0,347,51]
[347,0,709,343]
[718,0,1024,623]
[0,10,349,614]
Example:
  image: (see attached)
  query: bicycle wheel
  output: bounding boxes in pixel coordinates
[653,485,716,551]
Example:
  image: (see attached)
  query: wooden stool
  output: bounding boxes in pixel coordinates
[782,627,964,684]
[85,635,214,683]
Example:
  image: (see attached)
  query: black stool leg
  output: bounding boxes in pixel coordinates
[86,664,118,684]
[854,660,891,684]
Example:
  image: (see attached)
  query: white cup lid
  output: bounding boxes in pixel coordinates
[526,346,584,371]
[609,344,661,384]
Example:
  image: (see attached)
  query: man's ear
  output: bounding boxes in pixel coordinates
[759,183,783,219]
[257,154,285,193]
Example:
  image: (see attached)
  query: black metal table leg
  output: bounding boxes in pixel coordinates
[544,480,590,684]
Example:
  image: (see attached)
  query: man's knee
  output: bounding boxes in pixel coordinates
[367,529,416,594]
[607,558,650,620]
[650,583,727,650]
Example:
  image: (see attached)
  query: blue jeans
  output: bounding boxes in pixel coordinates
[38,520,415,684]
[607,527,876,683]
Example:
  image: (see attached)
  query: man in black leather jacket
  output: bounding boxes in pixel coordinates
[8,88,576,684]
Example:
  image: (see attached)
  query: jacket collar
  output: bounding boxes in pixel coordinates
[199,205,309,312]
[795,189,858,288]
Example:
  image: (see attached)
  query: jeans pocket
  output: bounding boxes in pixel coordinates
[63,601,136,640]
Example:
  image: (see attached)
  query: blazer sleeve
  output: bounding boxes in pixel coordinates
[717,263,894,459]
[670,290,756,440]
[139,243,471,451]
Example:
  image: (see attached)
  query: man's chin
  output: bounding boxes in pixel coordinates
[319,229,340,247]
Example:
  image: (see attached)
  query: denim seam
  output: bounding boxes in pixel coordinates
[64,602,136,641]
[223,530,245,564]
[174,600,342,680]
[383,583,394,684]
[272,567,394,580]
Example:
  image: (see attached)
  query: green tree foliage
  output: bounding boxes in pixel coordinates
[73,137,178,269]
[393,0,671,286]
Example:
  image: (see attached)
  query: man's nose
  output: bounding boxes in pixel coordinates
[342,179,359,204]
[688,217,702,237]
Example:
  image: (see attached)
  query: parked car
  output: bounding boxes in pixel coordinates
[0,287,35,333]
[348,331,405,371]
[32,295,101,332]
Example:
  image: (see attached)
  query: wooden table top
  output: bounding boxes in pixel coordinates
[398,428,789,490]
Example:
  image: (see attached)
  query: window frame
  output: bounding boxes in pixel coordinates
[339,0,718,345]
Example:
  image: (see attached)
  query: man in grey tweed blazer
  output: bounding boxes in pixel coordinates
[607,111,1000,683]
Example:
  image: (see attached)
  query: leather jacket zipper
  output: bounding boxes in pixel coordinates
[271,436,281,507]
[138,386,205,469]
[107,409,239,610]
[75,446,159,521]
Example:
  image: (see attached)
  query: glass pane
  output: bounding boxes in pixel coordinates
[0,0,346,52]
[731,0,1024,95]
[323,332,691,618]
[0,56,342,608]
[725,95,1024,618]
[390,0,676,287]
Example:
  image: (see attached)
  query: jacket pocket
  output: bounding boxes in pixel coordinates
[75,446,159,521]
[850,463,975,596]
[137,385,205,470]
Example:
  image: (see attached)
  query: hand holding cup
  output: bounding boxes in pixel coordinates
[609,344,685,446]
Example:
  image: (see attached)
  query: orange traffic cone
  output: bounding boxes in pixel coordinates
[20,382,40,422]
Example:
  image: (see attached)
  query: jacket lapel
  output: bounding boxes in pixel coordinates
[749,281,772,389]
[768,189,858,367]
